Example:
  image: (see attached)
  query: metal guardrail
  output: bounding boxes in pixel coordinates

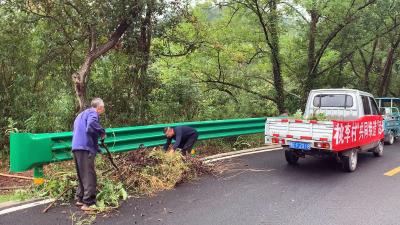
[10,117,266,183]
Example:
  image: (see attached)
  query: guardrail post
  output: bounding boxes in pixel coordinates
[33,166,44,185]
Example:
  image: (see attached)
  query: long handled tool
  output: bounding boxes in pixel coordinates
[44,140,124,213]
[100,139,125,184]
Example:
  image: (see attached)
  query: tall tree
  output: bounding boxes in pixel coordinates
[218,0,285,113]
[304,0,376,100]
[378,34,400,96]
[16,0,146,111]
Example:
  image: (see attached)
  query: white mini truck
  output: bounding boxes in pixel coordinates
[265,89,384,172]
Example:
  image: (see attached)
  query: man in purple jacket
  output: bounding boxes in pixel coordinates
[72,98,106,211]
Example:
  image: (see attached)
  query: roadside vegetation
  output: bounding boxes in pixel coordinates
[1,0,400,222]
[0,134,262,207]
[1,150,209,211]
[3,0,400,162]
[38,149,211,212]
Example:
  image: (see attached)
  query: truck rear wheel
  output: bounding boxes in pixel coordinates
[342,149,357,172]
[373,141,384,157]
[285,149,299,165]
[385,132,395,145]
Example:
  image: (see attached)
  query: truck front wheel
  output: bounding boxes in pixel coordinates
[342,149,357,172]
[385,132,395,145]
[373,141,384,157]
[285,149,299,165]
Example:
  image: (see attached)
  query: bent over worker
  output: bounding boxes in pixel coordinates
[163,126,198,156]
[71,98,106,211]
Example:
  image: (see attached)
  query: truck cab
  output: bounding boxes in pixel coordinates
[304,89,380,121]
[265,89,384,172]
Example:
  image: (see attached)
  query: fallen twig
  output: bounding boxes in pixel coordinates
[221,168,275,181]
[42,186,74,213]
[0,173,33,180]
[228,168,274,172]
[101,168,114,176]
[222,171,247,180]
[0,186,29,190]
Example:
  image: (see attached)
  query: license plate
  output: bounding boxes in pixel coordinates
[289,142,311,150]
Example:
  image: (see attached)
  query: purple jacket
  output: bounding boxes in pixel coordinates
[72,108,105,154]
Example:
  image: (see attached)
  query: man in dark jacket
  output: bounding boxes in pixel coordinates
[163,126,198,156]
[72,98,106,211]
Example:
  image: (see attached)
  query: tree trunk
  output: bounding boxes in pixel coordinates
[129,1,154,124]
[72,58,91,111]
[303,9,319,103]
[364,39,378,91]
[231,0,285,113]
[358,39,378,92]
[378,36,400,96]
[72,20,131,112]
[303,0,375,100]
[268,0,285,114]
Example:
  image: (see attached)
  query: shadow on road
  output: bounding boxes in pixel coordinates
[280,152,378,177]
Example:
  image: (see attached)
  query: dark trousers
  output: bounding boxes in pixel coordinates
[73,150,97,206]
[180,133,199,155]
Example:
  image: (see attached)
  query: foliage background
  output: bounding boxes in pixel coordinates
[1,0,400,156]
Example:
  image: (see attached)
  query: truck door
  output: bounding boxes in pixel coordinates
[361,96,381,150]
[369,97,379,115]
[361,96,372,115]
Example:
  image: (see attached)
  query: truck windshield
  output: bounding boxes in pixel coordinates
[313,94,353,107]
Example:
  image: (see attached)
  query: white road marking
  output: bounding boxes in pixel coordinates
[0,198,54,215]
[204,147,282,163]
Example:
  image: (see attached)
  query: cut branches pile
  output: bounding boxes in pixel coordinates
[39,148,212,213]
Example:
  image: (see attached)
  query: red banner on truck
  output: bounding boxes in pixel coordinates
[332,115,384,151]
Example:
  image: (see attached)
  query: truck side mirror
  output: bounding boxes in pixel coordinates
[379,108,386,115]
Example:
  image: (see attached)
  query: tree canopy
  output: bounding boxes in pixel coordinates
[1,0,400,153]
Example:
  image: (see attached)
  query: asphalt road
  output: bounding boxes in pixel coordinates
[2,143,400,225]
